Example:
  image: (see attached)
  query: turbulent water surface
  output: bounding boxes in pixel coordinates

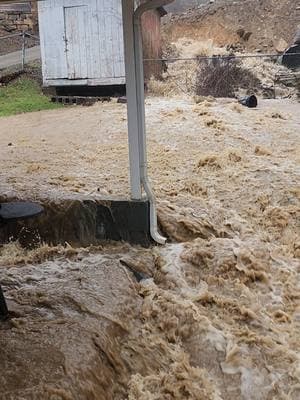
[0,97,299,399]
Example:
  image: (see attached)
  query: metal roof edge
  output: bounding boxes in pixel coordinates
[157,6,167,17]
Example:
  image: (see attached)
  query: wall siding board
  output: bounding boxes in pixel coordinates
[115,0,125,77]
[90,0,100,78]
[97,0,109,78]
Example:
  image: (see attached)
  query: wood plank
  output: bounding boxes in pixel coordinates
[113,0,125,78]
[38,0,68,80]
[100,0,111,77]
[44,77,125,86]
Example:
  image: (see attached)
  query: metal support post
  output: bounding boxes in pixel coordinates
[122,0,142,200]
[121,0,173,243]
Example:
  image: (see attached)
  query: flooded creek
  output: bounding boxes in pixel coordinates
[0,97,299,399]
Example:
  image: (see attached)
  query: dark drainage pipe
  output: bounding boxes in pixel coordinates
[0,285,8,321]
[238,95,258,108]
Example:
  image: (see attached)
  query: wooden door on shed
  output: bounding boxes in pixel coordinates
[64,5,89,79]
[38,1,69,80]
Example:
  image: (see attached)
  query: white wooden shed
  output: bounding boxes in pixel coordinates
[38,0,126,86]
[38,0,166,87]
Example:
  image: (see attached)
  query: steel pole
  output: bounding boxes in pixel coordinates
[122,0,142,200]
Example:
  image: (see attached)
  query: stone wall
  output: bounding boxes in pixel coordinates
[0,2,38,33]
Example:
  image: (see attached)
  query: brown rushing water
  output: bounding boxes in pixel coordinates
[0,97,299,399]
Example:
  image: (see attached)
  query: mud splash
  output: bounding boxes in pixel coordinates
[0,243,144,400]
[1,200,299,399]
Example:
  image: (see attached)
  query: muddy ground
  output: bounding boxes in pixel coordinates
[0,97,299,399]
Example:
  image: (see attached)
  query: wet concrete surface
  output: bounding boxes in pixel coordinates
[0,197,151,247]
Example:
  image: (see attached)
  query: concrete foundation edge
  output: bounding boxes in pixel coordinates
[0,198,152,248]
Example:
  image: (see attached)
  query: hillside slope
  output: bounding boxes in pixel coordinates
[163,0,300,52]
[166,0,208,13]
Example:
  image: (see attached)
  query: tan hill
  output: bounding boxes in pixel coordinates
[163,0,300,52]
[166,0,208,13]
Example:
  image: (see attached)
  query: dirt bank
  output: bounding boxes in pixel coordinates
[163,0,299,52]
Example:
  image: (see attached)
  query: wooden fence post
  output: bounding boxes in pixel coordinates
[21,31,26,70]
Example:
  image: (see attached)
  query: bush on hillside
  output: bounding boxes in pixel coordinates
[195,56,260,98]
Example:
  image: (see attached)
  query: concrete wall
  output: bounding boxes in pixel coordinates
[0,197,152,247]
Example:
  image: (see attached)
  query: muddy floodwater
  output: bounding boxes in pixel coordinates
[0,97,299,399]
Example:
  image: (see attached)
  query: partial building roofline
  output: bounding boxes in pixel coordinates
[157,6,167,17]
